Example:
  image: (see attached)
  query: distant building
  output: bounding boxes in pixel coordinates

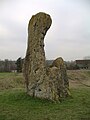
[75,60,90,69]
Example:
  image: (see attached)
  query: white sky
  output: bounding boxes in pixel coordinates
[0,0,90,61]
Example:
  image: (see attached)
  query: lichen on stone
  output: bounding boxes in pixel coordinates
[23,12,70,101]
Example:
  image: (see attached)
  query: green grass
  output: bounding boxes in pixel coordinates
[0,72,90,120]
[0,88,90,120]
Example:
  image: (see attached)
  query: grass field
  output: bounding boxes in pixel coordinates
[0,70,90,120]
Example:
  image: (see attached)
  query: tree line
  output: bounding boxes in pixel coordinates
[0,59,16,72]
[0,58,80,72]
[0,57,23,72]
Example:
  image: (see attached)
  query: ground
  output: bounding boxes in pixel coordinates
[0,70,90,120]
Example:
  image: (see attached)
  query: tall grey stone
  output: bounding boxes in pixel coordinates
[23,12,70,101]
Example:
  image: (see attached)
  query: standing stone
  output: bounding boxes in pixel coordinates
[47,57,70,100]
[23,12,70,101]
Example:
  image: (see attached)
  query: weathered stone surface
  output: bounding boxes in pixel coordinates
[23,12,70,101]
[47,57,70,100]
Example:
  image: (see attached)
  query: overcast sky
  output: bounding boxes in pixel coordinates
[0,0,90,61]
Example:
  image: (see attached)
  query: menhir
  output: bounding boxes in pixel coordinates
[23,12,70,101]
